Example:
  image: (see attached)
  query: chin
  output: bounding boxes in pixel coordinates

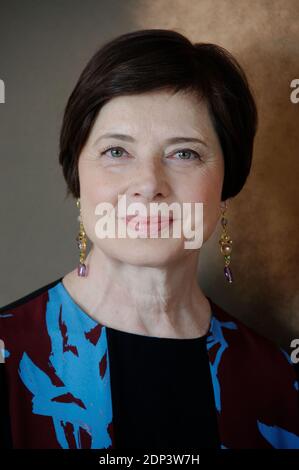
[99,237,186,267]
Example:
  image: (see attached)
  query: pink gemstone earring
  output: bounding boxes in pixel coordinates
[76,198,88,277]
[218,201,233,283]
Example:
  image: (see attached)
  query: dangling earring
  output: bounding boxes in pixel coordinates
[76,198,88,277]
[218,201,233,283]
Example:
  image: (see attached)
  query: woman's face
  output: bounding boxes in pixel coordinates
[78,89,225,267]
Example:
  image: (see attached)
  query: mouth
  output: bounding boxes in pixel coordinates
[123,215,174,225]
[118,214,174,235]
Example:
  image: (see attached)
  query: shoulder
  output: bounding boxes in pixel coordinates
[0,277,63,313]
[0,277,63,337]
[207,298,299,447]
[207,296,298,385]
[208,296,291,355]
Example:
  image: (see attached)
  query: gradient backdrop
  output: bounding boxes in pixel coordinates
[0,0,298,349]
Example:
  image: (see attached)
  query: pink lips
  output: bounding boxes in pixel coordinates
[124,215,173,224]
[119,214,174,235]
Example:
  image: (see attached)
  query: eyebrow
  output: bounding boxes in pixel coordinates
[93,133,208,147]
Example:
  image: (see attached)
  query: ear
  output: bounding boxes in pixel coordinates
[220,199,227,212]
[220,197,234,212]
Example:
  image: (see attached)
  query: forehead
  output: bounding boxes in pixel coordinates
[91,90,215,140]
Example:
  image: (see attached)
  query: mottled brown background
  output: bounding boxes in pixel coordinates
[0,0,298,349]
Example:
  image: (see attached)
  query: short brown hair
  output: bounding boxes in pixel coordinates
[59,29,258,201]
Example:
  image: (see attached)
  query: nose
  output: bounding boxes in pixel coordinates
[127,159,170,202]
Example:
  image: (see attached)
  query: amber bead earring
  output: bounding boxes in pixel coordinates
[76,198,88,277]
[219,201,233,283]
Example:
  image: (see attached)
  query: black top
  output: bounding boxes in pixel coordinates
[2,278,299,449]
[106,326,220,450]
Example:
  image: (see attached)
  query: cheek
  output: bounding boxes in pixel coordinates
[178,166,223,204]
[179,167,223,240]
[79,161,119,206]
[78,162,121,239]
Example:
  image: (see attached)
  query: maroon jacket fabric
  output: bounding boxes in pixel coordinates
[1,277,299,449]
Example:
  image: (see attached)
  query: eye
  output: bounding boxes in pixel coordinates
[99,146,202,161]
[173,149,201,161]
[100,146,128,158]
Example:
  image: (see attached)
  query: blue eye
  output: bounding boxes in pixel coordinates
[101,146,126,158]
[100,146,201,161]
[174,149,201,160]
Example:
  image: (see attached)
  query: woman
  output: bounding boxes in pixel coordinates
[1,29,299,450]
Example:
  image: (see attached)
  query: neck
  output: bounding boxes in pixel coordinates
[64,245,212,339]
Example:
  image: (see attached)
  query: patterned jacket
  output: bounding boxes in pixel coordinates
[1,277,299,449]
